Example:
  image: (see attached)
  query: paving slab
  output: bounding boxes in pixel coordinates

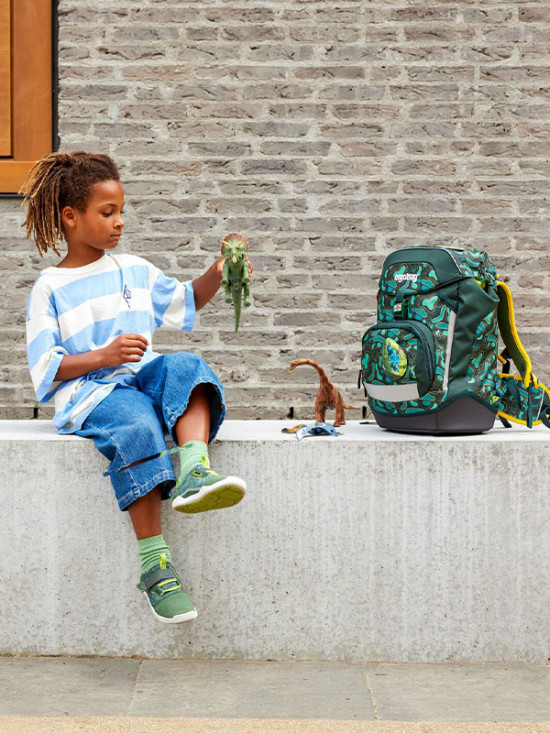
[0,658,139,716]
[130,659,375,719]
[366,663,550,722]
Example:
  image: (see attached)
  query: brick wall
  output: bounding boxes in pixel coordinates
[2,1,550,421]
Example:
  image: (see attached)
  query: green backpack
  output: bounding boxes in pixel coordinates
[360,246,550,435]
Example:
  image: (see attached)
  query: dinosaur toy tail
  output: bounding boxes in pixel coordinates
[232,289,242,332]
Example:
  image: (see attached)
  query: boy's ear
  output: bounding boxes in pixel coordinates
[61,205,77,229]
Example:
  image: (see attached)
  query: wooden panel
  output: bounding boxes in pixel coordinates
[0,159,34,190]
[0,0,11,156]
[0,0,52,192]
[13,0,52,159]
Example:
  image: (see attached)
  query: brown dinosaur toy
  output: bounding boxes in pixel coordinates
[289,358,361,427]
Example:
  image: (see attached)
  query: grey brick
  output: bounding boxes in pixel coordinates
[267,103,326,119]
[259,142,331,157]
[97,46,168,62]
[318,85,385,101]
[293,66,365,80]
[288,25,361,43]
[243,84,314,100]
[243,45,314,63]
[320,123,384,139]
[404,25,475,43]
[204,198,273,215]
[220,26,286,42]
[322,45,390,62]
[188,143,253,157]
[241,122,310,138]
[240,159,308,176]
[338,142,397,157]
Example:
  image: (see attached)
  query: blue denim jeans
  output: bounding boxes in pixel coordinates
[76,352,226,511]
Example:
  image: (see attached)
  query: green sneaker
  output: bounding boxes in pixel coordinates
[137,555,197,624]
[172,463,246,514]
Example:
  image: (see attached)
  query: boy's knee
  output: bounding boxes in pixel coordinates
[169,351,208,373]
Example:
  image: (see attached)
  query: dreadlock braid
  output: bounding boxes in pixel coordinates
[20,151,120,257]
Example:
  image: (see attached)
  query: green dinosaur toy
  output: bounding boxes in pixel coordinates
[221,232,251,331]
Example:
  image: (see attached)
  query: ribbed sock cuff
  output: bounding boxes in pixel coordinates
[178,440,209,476]
[138,534,171,575]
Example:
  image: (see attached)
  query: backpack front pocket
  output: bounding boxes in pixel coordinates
[361,320,435,402]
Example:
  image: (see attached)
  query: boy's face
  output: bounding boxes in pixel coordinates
[62,179,125,254]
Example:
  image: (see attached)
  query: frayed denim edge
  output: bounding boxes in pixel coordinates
[164,377,227,445]
[118,469,176,511]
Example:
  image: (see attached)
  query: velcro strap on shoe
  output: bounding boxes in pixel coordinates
[143,568,176,591]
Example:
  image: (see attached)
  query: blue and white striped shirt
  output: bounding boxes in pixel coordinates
[26,252,196,433]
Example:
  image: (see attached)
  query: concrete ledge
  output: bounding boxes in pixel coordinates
[1,420,549,662]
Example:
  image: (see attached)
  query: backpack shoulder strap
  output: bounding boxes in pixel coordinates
[496,280,550,427]
[496,280,532,387]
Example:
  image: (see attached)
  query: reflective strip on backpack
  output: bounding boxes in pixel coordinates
[442,310,456,393]
[365,383,421,401]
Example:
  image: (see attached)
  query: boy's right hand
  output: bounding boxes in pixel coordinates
[101,334,149,367]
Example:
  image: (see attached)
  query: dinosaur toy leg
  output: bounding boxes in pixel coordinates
[315,392,327,423]
[333,392,347,427]
[221,260,232,304]
[243,262,251,307]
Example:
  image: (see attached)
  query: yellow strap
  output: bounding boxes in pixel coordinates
[496,281,533,388]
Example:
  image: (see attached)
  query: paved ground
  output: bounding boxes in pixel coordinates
[0,657,548,731]
[0,720,548,733]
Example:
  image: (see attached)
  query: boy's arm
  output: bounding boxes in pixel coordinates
[55,334,149,381]
[192,257,224,311]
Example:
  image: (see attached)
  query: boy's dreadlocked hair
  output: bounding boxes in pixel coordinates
[20,151,120,256]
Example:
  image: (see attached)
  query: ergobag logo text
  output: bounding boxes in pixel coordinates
[394,273,418,283]
[359,246,550,435]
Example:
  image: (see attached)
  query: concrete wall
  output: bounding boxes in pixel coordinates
[2,1,550,420]
[1,419,548,663]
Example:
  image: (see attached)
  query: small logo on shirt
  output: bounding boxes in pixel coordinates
[122,284,132,308]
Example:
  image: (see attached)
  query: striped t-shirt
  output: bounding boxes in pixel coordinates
[26,252,196,433]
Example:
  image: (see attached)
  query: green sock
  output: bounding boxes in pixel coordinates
[178,440,210,476]
[138,534,172,575]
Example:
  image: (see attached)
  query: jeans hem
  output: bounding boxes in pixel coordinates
[118,470,176,512]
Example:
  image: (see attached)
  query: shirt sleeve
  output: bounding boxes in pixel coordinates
[149,265,196,332]
[26,282,69,403]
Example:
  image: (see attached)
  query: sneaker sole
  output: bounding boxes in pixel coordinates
[143,593,198,624]
[172,476,246,514]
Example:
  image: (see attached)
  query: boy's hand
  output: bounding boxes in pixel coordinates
[101,334,149,367]
[55,334,149,381]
